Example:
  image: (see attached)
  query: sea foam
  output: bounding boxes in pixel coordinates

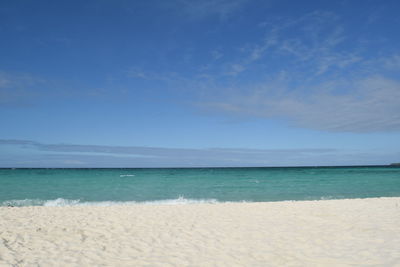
[119,174,135,177]
[1,196,220,207]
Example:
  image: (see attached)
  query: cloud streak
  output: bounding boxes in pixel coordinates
[0,139,347,167]
[1,139,397,167]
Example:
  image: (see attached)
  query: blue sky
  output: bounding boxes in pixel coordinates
[1,0,400,167]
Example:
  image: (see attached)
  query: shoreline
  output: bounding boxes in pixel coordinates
[3,196,400,207]
[1,197,400,266]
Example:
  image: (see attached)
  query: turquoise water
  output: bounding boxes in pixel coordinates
[0,166,399,206]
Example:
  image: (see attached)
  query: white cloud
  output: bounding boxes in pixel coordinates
[203,75,400,132]
[123,9,399,134]
[186,9,400,133]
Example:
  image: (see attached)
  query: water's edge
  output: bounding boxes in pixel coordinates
[1,166,399,206]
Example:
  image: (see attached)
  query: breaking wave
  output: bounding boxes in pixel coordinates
[1,196,221,207]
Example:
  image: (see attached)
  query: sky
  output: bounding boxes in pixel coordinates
[1,0,400,167]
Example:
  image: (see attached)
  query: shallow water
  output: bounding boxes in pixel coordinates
[1,166,399,206]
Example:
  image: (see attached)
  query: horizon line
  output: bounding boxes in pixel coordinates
[0,164,398,169]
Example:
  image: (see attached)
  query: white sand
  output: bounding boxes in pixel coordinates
[1,197,400,266]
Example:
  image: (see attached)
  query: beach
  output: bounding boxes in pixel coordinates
[1,197,399,266]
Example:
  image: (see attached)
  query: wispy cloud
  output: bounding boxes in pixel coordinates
[186,10,400,133]
[203,75,400,132]
[0,139,397,167]
[0,139,349,167]
[229,11,362,77]
[0,139,334,157]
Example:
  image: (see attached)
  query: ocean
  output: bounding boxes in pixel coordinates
[1,166,399,206]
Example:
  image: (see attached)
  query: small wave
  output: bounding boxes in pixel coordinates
[44,198,82,206]
[319,196,336,200]
[1,196,220,207]
[119,174,135,177]
[2,199,47,207]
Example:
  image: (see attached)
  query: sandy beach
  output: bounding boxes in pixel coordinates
[1,197,399,266]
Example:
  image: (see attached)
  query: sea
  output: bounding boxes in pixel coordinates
[1,166,399,207]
